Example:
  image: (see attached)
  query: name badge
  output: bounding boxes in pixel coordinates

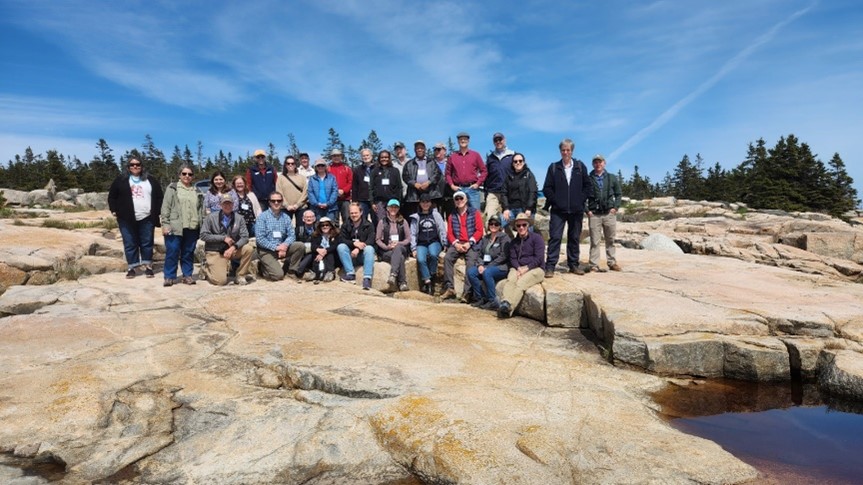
[240,203,249,210]
[382,178,390,186]
[272,231,282,239]
[304,242,311,252]
[363,175,370,183]
[418,169,426,176]
[483,254,492,263]
[390,234,399,242]
[493,243,499,247]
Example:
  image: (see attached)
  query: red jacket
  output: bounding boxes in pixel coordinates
[328,163,353,201]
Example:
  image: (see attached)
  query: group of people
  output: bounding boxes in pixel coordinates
[107,132,622,318]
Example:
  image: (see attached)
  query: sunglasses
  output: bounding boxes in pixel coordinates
[454,196,465,201]
[255,155,266,159]
[515,223,529,228]
[513,159,525,164]
[269,199,283,203]
[285,162,295,165]
[489,222,501,226]
[180,172,193,176]
[493,138,503,142]
[128,163,141,167]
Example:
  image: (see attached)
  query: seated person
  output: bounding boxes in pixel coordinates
[297,217,338,283]
[284,209,316,278]
[199,194,255,285]
[465,215,510,310]
[440,191,483,300]
[375,199,411,291]
[254,191,295,281]
[337,202,376,290]
[498,213,546,318]
[410,193,447,295]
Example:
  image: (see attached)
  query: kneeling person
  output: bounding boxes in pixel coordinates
[200,194,254,285]
[498,213,545,318]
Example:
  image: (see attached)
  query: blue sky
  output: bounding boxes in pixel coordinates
[2,0,861,200]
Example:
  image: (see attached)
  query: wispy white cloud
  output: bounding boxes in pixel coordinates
[608,3,815,162]
[0,95,147,132]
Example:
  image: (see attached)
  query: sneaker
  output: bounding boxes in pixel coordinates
[302,272,315,281]
[387,273,397,287]
[163,278,174,287]
[182,276,196,285]
[482,300,500,311]
[245,274,256,284]
[144,267,154,278]
[569,266,585,275]
[544,270,555,279]
[497,301,512,319]
[236,277,248,286]
[362,277,372,290]
[471,298,487,308]
[399,282,409,292]
[609,263,622,271]
[341,273,356,282]
[323,272,335,282]
[126,269,136,279]
[439,288,456,300]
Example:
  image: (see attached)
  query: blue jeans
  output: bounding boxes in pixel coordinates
[336,243,375,278]
[459,187,481,211]
[466,265,508,301]
[547,210,583,271]
[312,205,339,222]
[415,242,442,282]
[163,228,199,279]
[117,217,155,269]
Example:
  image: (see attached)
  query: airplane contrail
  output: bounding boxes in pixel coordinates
[608,3,815,162]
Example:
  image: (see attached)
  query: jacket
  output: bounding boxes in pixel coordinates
[509,231,545,270]
[500,167,538,212]
[160,182,204,231]
[108,173,163,226]
[409,209,447,252]
[586,171,622,213]
[328,162,353,201]
[542,159,593,214]
[352,164,375,203]
[484,150,513,193]
[403,157,443,202]
[246,164,277,202]
[275,173,308,210]
[375,216,411,253]
[338,218,376,248]
[370,165,403,203]
[200,210,249,253]
[471,232,511,272]
[308,173,339,209]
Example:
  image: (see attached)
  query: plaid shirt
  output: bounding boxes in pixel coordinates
[254,209,295,251]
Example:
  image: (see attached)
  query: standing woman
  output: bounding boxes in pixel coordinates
[307,158,339,221]
[500,153,537,230]
[230,175,261,237]
[276,155,308,229]
[370,150,403,228]
[108,157,163,278]
[204,170,230,215]
[161,164,205,286]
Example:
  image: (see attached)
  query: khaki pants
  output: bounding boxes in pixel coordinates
[204,245,253,286]
[484,193,502,223]
[501,267,545,316]
[588,212,617,268]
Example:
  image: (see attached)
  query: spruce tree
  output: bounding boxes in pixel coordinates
[287,133,300,157]
[322,128,346,158]
[827,153,859,216]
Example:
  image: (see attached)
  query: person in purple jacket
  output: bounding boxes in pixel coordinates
[497,213,546,318]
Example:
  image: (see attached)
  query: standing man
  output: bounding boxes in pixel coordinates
[352,148,376,222]
[392,141,410,198]
[246,149,277,207]
[542,138,593,277]
[586,154,623,272]
[297,153,315,178]
[200,194,255,286]
[432,142,453,219]
[484,132,513,226]
[254,191,296,281]
[403,140,442,216]
[446,132,486,211]
[328,148,353,225]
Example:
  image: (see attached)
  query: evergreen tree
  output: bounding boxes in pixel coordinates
[267,142,278,166]
[287,133,300,157]
[322,128,346,157]
[140,135,168,187]
[670,154,705,200]
[196,141,205,171]
[447,137,456,154]
[360,129,383,156]
[623,165,655,200]
[826,152,859,216]
[703,162,729,202]
[345,145,361,167]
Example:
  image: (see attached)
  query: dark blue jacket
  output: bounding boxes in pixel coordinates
[484,151,513,194]
[542,159,593,214]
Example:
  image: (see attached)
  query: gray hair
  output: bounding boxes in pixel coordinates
[559,138,575,151]
[178,163,195,176]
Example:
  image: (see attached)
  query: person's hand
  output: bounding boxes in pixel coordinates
[469,183,478,190]
[223,246,236,259]
[351,248,359,257]
[502,210,511,221]
[338,189,344,196]
[517,265,528,277]
[610,208,617,215]
[587,211,593,217]
[525,210,532,217]
[162,225,171,236]
[412,250,417,258]
[224,236,234,246]
[277,243,288,252]
[317,248,327,256]
[478,266,485,275]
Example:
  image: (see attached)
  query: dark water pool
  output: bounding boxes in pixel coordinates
[653,380,863,484]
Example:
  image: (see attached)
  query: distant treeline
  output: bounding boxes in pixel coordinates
[0,131,857,217]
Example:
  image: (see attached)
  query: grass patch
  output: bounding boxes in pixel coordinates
[0,207,14,218]
[41,218,118,230]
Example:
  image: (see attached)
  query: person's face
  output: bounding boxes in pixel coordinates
[419,199,432,212]
[396,147,406,159]
[300,156,310,167]
[434,147,446,160]
[349,206,361,221]
[315,163,327,173]
[592,159,606,173]
[488,220,501,233]
[256,155,266,166]
[379,153,391,166]
[213,175,225,187]
[387,205,399,217]
[515,220,530,237]
[233,178,246,191]
[128,159,142,174]
[458,137,469,149]
[220,201,233,213]
[179,169,194,185]
[331,154,343,164]
[493,136,505,149]
[268,195,283,212]
[284,158,296,172]
[512,156,526,173]
[320,222,332,233]
[454,194,466,208]
[361,151,373,164]
[414,145,426,159]
[303,212,316,225]
[560,145,573,160]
